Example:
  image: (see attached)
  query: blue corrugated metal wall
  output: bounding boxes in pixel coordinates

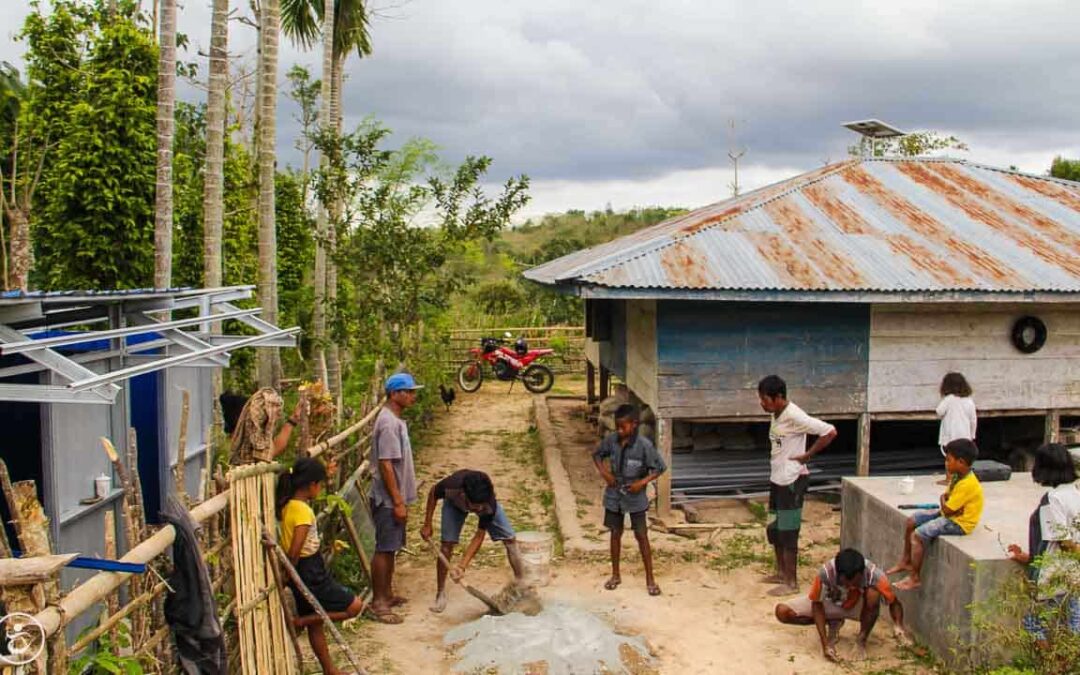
[656,301,870,417]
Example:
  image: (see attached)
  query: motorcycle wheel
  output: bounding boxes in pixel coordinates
[522,364,554,394]
[457,360,484,392]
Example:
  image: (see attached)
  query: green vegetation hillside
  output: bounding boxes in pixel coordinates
[448,206,687,326]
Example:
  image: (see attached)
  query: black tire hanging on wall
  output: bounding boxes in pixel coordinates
[1011,316,1047,354]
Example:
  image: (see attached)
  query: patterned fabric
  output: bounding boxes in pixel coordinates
[808,557,896,610]
[229,387,283,464]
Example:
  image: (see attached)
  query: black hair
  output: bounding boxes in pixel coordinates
[220,391,250,434]
[275,457,327,518]
[1032,443,1077,488]
[614,403,639,423]
[758,375,787,399]
[463,472,494,504]
[940,372,973,398]
[944,438,978,466]
[835,548,866,580]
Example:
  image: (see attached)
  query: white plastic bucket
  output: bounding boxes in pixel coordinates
[516,531,553,587]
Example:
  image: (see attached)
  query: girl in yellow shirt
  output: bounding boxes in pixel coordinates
[277,458,364,675]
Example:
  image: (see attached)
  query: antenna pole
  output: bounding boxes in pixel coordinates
[727,119,747,197]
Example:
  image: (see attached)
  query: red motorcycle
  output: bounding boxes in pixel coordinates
[457,334,555,394]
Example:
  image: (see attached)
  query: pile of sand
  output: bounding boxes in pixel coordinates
[444,603,654,674]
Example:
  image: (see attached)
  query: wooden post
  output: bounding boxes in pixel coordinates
[657,417,673,521]
[599,365,610,401]
[856,413,871,477]
[1045,409,1061,445]
[586,361,597,405]
[174,388,191,505]
[11,480,63,673]
[102,509,120,648]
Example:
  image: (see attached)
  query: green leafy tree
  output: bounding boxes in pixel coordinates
[30,2,158,290]
[1050,156,1080,182]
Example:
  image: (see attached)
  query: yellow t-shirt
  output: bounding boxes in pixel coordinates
[280,499,320,557]
[944,471,984,534]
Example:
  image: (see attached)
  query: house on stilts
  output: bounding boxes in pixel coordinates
[524,156,1080,518]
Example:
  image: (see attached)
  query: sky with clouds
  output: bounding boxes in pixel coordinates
[2,0,1078,218]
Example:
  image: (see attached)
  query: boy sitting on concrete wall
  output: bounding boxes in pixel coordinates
[888,439,984,590]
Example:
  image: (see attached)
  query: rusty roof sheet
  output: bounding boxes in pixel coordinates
[523,158,1080,296]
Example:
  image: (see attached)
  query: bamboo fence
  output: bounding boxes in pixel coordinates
[17,378,386,674]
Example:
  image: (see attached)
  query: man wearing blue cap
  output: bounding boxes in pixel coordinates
[369,372,423,623]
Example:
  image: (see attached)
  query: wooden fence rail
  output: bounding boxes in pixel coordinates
[443,326,586,376]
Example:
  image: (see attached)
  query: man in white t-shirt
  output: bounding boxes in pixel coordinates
[758,375,838,597]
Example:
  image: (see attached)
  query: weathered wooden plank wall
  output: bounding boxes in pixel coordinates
[868,304,1080,412]
[598,300,627,379]
[625,299,659,411]
[655,301,870,418]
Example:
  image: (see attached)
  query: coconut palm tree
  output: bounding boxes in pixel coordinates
[282,0,371,403]
[256,0,283,387]
[202,0,228,293]
[154,0,177,289]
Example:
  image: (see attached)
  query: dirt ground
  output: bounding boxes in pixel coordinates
[323,379,934,675]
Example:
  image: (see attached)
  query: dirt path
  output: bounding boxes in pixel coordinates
[332,383,932,674]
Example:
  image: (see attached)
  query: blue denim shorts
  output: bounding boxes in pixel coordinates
[912,510,965,541]
[1022,596,1080,641]
[440,500,515,543]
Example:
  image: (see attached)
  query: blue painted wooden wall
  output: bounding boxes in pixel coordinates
[655,301,869,418]
[598,300,627,379]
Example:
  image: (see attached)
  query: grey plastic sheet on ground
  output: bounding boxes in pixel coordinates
[444,603,652,674]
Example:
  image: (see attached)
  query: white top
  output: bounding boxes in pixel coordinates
[1037,482,1080,598]
[768,402,836,486]
[936,394,977,448]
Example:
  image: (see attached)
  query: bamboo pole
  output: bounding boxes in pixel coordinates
[126,428,147,538]
[11,480,62,673]
[33,491,230,638]
[102,436,146,643]
[174,388,191,505]
[305,403,382,459]
[102,509,119,648]
[0,461,40,620]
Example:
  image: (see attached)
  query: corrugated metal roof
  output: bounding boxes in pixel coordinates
[523,158,1080,296]
[0,285,254,306]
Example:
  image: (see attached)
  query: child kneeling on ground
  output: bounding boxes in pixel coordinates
[775,548,910,662]
[278,458,364,675]
[593,403,666,596]
[888,438,984,590]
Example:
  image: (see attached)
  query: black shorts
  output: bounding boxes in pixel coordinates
[604,509,648,535]
[370,498,406,553]
[766,475,809,549]
[291,554,355,616]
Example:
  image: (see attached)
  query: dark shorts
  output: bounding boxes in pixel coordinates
[766,475,809,549]
[371,498,406,553]
[604,508,648,535]
[291,554,355,616]
[441,501,516,543]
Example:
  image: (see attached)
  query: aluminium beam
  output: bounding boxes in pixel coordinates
[67,327,301,391]
[0,383,117,405]
[0,325,118,401]
[125,313,229,367]
[215,301,298,347]
[200,334,298,348]
[0,308,260,355]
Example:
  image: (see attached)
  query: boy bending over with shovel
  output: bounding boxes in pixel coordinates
[421,469,524,613]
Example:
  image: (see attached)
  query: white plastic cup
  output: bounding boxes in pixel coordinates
[898,476,914,495]
[95,473,111,499]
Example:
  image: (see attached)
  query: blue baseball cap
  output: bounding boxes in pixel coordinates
[385,372,424,393]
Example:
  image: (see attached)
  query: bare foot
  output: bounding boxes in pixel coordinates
[894,577,921,591]
[604,575,621,591]
[766,583,798,597]
[893,627,913,646]
[429,590,448,614]
[760,573,784,584]
[885,562,912,575]
[854,639,869,661]
[823,645,840,662]
[647,583,662,596]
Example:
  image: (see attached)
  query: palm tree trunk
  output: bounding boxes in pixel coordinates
[5,205,31,292]
[203,0,229,415]
[326,53,345,410]
[256,0,282,388]
[312,0,335,388]
[153,0,177,289]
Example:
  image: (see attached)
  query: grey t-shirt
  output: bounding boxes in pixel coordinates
[593,431,666,514]
[369,407,418,508]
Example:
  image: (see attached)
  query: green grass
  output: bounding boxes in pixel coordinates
[707,533,773,572]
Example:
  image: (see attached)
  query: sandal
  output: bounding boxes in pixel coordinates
[369,607,404,624]
[647,584,662,597]
[604,576,621,591]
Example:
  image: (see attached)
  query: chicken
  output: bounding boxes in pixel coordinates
[438,384,456,412]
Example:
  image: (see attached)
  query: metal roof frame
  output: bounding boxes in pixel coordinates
[0,286,299,404]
